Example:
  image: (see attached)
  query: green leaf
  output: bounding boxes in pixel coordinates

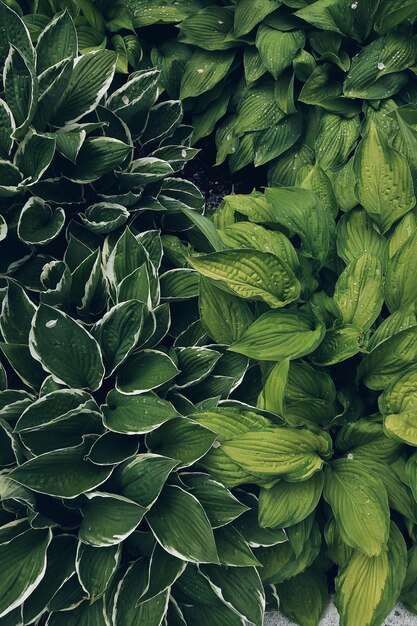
[76,543,120,601]
[10,438,112,498]
[235,81,286,134]
[315,113,360,171]
[17,197,65,246]
[173,347,220,389]
[102,389,178,434]
[112,454,177,507]
[324,459,390,556]
[200,564,265,626]
[358,326,417,390]
[146,417,217,467]
[0,279,36,344]
[80,203,129,234]
[344,31,417,99]
[116,350,179,394]
[379,365,417,445]
[55,128,86,164]
[175,204,226,252]
[234,0,281,37]
[92,300,145,376]
[277,567,328,626]
[336,209,386,265]
[265,187,332,265]
[214,524,260,567]
[375,0,417,34]
[181,473,249,528]
[311,324,366,366]
[259,472,324,529]
[296,0,379,41]
[0,527,51,619]
[256,27,305,79]
[0,344,44,389]
[47,598,106,625]
[4,45,37,139]
[66,137,131,183]
[0,1,34,72]
[22,534,77,624]
[180,49,235,99]
[29,303,105,391]
[140,543,186,603]
[146,485,219,563]
[333,253,384,330]
[385,229,417,312]
[36,10,77,74]
[334,523,407,626]
[79,492,146,547]
[219,223,299,272]
[198,276,254,344]
[33,59,73,129]
[160,269,199,301]
[0,99,15,158]
[230,309,325,361]
[354,122,415,234]
[190,249,300,308]
[256,522,321,584]
[114,561,168,626]
[222,426,332,482]
[367,304,417,352]
[14,130,55,185]
[257,358,289,416]
[107,69,160,125]
[53,50,116,125]
[253,113,303,167]
[179,7,234,51]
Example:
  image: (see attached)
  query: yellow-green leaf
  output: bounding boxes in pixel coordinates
[189,249,300,308]
[323,459,390,556]
[334,523,407,626]
[354,121,415,234]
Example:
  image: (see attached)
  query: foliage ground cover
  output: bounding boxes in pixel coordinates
[1,2,417,626]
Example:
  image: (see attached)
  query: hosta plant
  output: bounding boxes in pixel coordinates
[179,98,417,625]
[15,0,142,73]
[0,5,270,626]
[127,0,417,175]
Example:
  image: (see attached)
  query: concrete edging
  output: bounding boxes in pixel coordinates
[263,603,417,625]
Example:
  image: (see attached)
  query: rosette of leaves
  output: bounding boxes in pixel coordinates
[177,97,417,625]
[0,7,276,624]
[127,0,417,175]
[14,0,142,73]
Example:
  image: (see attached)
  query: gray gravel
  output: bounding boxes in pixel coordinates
[263,603,417,625]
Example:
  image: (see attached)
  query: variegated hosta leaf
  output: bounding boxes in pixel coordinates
[0,527,52,619]
[334,523,407,626]
[146,484,219,563]
[29,303,105,391]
